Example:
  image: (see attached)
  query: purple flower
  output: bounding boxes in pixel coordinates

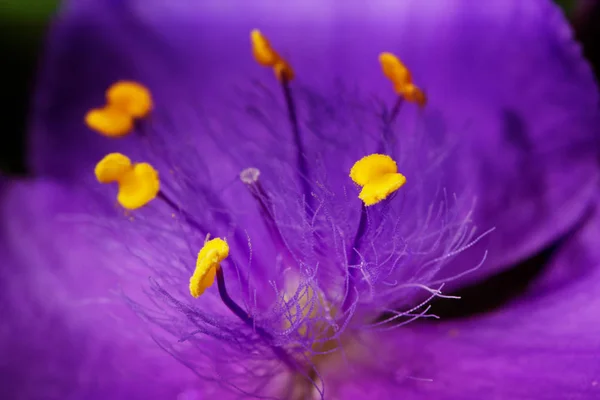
[2,0,599,399]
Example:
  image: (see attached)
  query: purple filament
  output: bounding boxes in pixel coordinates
[280,79,313,216]
[242,171,289,251]
[342,204,368,312]
[378,97,404,154]
[216,266,299,371]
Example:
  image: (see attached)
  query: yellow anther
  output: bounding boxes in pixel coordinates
[94,153,160,210]
[379,52,411,88]
[350,154,406,206]
[250,29,294,81]
[95,153,132,183]
[85,107,134,138]
[85,81,152,137]
[190,238,229,298]
[359,173,406,206]
[379,52,426,107]
[350,154,398,186]
[251,29,279,67]
[106,81,153,118]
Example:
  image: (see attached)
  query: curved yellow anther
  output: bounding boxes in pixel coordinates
[350,154,397,186]
[350,154,406,206]
[190,238,229,298]
[379,52,426,107]
[95,153,132,183]
[359,173,406,206]
[250,29,294,81]
[95,153,160,210]
[85,107,134,138]
[106,81,153,118]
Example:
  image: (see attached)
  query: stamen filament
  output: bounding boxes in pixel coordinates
[216,267,299,371]
[280,69,313,217]
[388,96,404,126]
[241,168,288,250]
[250,29,313,216]
[379,97,404,154]
[342,204,368,312]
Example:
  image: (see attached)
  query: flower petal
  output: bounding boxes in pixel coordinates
[325,196,600,399]
[0,180,226,399]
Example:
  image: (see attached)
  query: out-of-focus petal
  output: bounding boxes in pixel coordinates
[0,180,218,399]
[325,197,600,400]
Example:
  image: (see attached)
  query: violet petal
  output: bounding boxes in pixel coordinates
[326,197,600,399]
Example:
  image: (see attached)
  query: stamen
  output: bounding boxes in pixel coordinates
[250,30,311,215]
[350,154,406,206]
[379,52,426,107]
[240,168,289,251]
[95,153,160,210]
[190,236,299,370]
[189,238,229,298]
[250,29,294,82]
[85,81,152,137]
[95,157,208,232]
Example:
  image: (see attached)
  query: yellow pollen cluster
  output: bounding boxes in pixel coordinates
[350,154,406,206]
[85,81,152,137]
[190,238,230,298]
[379,52,426,107]
[94,153,160,210]
[250,29,294,82]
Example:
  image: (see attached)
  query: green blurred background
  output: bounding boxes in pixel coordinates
[0,0,596,175]
[0,0,58,175]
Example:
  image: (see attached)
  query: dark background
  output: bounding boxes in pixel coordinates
[0,0,57,175]
[0,0,597,176]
